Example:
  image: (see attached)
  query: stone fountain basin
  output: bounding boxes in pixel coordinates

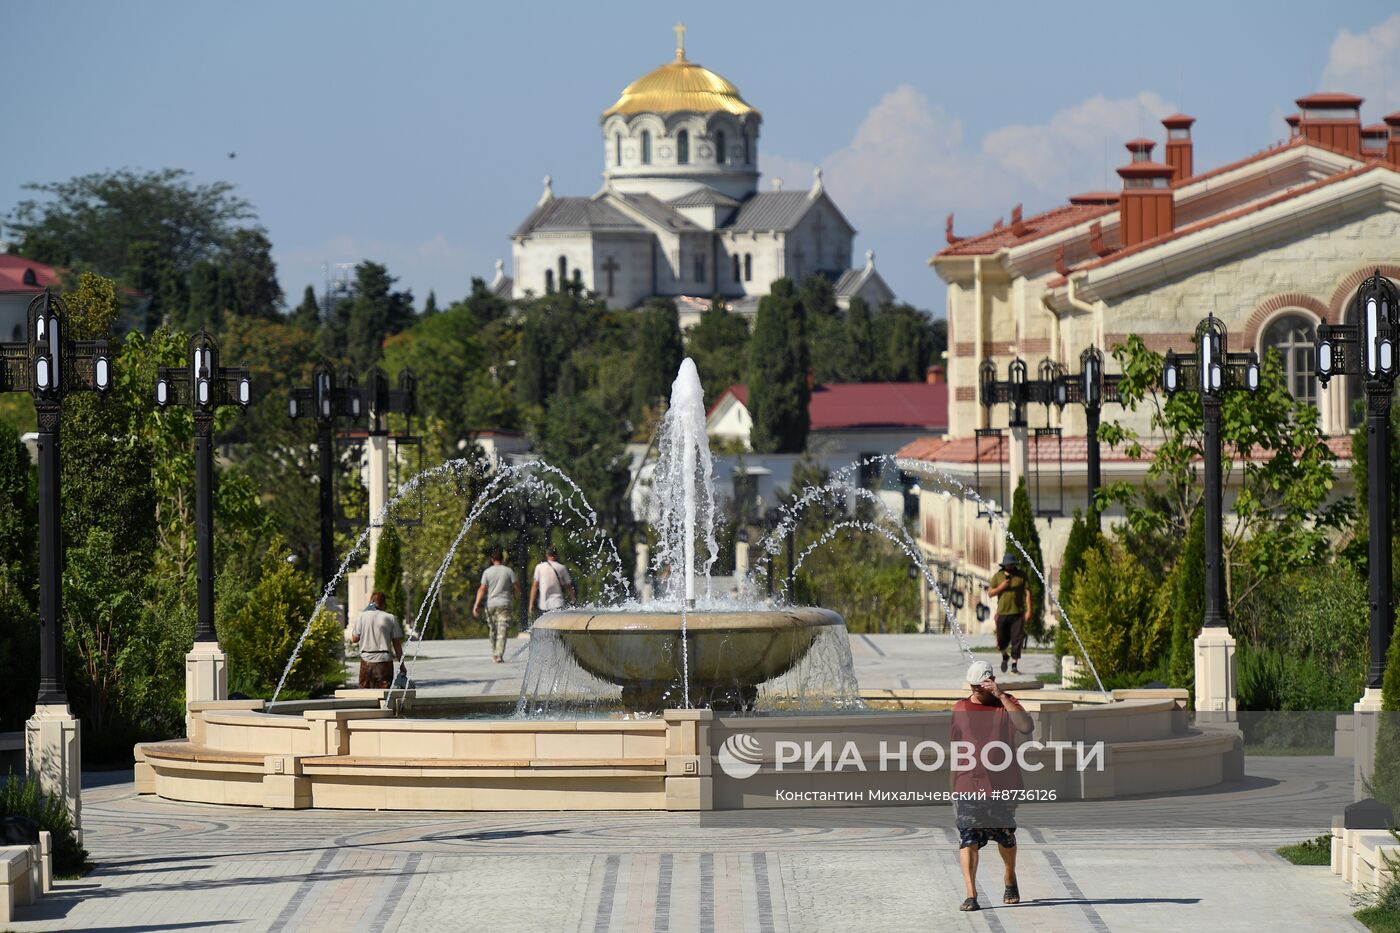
[531,607,844,688]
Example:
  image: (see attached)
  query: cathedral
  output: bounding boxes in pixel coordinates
[500,27,894,316]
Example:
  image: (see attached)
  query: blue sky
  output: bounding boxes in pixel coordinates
[4,2,1399,316]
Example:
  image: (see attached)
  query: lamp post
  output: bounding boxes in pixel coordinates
[978,356,1063,510]
[1317,271,1398,703]
[0,290,112,843]
[289,360,363,595]
[1052,346,1124,528]
[155,332,251,702]
[1163,315,1260,720]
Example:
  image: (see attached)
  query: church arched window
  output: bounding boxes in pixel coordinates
[694,253,705,283]
[572,269,581,286]
[732,254,741,281]
[641,131,652,164]
[677,130,689,164]
[615,132,622,166]
[716,131,726,165]
[1260,313,1317,408]
[545,269,554,294]
[558,256,568,286]
[743,132,751,164]
[744,253,752,282]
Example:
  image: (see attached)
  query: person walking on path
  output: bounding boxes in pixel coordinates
[952,658,1035,912]
[349,591,404,688]
[987,556,1031,674]
[473,547,521,663]
[529,545,576,617]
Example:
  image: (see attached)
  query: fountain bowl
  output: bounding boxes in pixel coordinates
[531,607,845,710]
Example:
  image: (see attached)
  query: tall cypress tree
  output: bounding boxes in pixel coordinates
[290,285,321,331]
[1168,510,1206,690]
[373,524,406,623]
[844,296,876,381]
[746,278,809,453]
[1005,479,1046,641]
[421,290,439,318]
[631,298,684,420]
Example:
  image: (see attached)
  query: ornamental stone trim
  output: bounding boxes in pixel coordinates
[1328,265,1400,322]
[1241,293,1329,349]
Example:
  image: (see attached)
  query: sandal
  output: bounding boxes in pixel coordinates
[959,897,980,911]
[1003,881,1020,905]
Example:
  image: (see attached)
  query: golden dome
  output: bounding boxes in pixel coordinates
[603,32,757,118]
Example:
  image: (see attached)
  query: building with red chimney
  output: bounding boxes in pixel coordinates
[903,92,1400,633]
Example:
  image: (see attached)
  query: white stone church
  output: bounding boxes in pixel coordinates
[498,29,894,316]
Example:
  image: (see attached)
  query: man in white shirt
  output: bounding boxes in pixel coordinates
[350,591,404,688]
[530,545,576,616]
[472,547,520,663]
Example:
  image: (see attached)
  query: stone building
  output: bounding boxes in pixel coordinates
[506,28,893,317]
[901,92,1400,633]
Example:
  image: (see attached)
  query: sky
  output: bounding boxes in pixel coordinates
[4,2,1400,317]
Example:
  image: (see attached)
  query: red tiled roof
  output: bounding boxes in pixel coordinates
[1060,161,1384,278]
[713,382,947,432]
[1297,92,1364,108]
[898,433,1354,464]
[0,255,60,293]
[936,202,1114,258]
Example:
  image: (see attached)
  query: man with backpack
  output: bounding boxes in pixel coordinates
[529,545,576,617]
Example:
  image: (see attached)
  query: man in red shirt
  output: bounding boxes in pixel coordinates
[951,659,1034,912]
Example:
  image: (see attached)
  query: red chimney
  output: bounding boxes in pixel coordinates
[1162,113,1195,182]
[1363,123,1389,159]
[1010,204,1025,237]
[1285,113,1301,137]
[925,365,945,385]
[1116,141,1175,247]
[1386,112,1400,168]
[1295,93,1364,155]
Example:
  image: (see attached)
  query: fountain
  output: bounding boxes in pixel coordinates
[133,359,1245,814]
[525,359,855,713]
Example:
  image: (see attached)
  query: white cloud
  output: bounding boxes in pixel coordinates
[1321,14,1400,115]
[775,85,1175,233]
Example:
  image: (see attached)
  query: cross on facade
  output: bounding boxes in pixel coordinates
[602,256,620,297]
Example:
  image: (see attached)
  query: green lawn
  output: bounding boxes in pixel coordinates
[1356,907,1400,933]
[1276,834,1331,865]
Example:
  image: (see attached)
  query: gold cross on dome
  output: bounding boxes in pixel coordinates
[674,22,686,60]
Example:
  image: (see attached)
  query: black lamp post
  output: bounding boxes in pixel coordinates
[155,332,251,643]
[1318,271,1399,691]
[289,361,363,593]
[1052,346,1124,529]
[1163,315,1260,628]
[0,291,112,705]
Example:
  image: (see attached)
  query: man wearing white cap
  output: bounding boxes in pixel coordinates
[951,658,1034,912]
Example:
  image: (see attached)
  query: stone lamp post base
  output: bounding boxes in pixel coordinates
[25,705,82,845]
[1194,630,1237,724]
[186,642,228,708]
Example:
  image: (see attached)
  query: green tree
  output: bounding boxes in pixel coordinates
[685,299,749,407]
[1053,509,1100,659]
[0,426,38,729]
[344,261,416,372]
[290,285,321,331]
[1168,510,1206,691]
[1005,479,1046,641]
[843,297,877,381]
[185,259,230,332]
[537,394,628,528]
[631,298,684,420]
[873,303,939,381]
[373,525,406,621]
[421,290,439,318]
[221,229,283,320]
[746,278,810,453]
[1066,542,1168,680]
[1101,336,1344,618]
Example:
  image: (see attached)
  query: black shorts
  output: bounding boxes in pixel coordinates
[996,615,1025,655]
[955,799,1018,849]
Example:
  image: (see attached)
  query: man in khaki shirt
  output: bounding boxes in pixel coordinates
[350,591,404,688]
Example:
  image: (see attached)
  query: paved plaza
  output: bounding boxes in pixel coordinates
[6,635,1367,932]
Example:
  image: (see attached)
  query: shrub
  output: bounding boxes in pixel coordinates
[220,549,344,698]
[0,774,87,876]
[1168,510,1205,693]
[1006,480,1046,642]
[1064,542,1160,680]
[1054,510,1100,660]
[373,524,406,621]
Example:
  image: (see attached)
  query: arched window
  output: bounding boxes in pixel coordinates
[572,269,581,285]
[558,256,568,284]
[677,130,689,164]
[1261,313,1317,408]
[743,253,752,282]
[544,269,554,294]
[716,131,726,164]
[694,253,705,283]
[732,255,741,281]
[743,132,751,164]
[641,130,652,164]
[615,132,622,166]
